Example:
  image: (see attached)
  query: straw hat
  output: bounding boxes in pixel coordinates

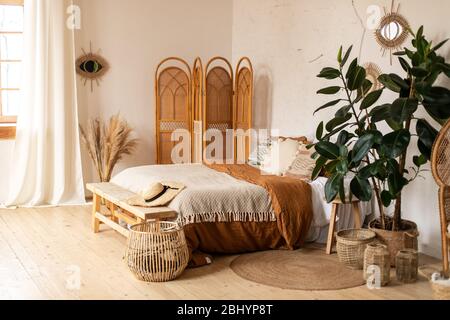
[127,182,186,207]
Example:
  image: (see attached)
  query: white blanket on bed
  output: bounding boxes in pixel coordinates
[112,164,276,225]
[111,164,375,242]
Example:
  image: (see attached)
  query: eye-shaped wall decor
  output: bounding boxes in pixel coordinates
[364,62,383,92]
[375,0,411,64]
[76,42,109,92]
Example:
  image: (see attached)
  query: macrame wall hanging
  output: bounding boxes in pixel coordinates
[76,42,110,92]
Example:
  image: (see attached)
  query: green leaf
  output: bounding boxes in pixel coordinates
[314,99,342,115]
[341,45,353,67]
[350,176,372,202]
[390,98,418,123]
[347,66,366,91]
[423,87,450,124]
[336,159,349,174]
[389,74,410,90]
[360,89,383,110]
[382,129,411,158]
[413,154,427,167]
[335,105,352,118]
[416,26,424,41]
[398,57,411,72]
[378,74,401,93]
[351,133,375,164]
[311,156,327,181]
[315,141,340,160]
[316,122,324,140]
[336,130,354,146]
[346,58,358,79]
[386,118,403,131]
[359,163,379,179]
[317,67,341,79]
[381,190,392,207]
[370,104,391,123]
[325,114,352,132]
[388,172,408,197]
[317,86,341,95]
[432,39,449,52]
[337,46,343,64]
[416,119,438,160]
[325,173,344,203]
[411,67,429,78]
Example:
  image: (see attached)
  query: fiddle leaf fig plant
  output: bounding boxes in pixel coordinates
[312,26,450,231]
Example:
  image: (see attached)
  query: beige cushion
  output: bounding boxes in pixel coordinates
[285,143,316,181]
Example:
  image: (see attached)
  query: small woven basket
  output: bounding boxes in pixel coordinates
[125,221,189,282]
[363,243,390,286]
[336,229,376,270]
[431,281,450,300]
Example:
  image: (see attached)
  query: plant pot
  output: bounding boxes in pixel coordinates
[368,219,419,267]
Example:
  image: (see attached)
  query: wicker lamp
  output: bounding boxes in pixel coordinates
[431,119,450,278]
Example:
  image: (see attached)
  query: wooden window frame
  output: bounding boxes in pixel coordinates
[0,0,23,139]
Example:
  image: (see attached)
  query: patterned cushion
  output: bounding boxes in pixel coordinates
[285,143,316,181]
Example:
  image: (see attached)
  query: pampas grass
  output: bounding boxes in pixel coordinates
[79,114,139,182]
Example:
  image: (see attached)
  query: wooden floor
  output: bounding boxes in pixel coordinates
[0,205,438,300]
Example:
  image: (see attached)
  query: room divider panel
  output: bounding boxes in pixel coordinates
[204,57,234,163]
[234,57,254,163]
[155,57,192,164]
[155,56,253,165]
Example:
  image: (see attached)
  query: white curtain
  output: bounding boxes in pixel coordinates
[5,0,85,207]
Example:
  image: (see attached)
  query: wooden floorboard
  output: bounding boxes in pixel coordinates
[0,206,439,300]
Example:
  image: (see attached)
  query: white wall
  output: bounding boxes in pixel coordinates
[232,0,450,257]
[74,0,233,185]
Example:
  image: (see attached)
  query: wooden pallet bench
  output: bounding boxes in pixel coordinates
[86,183,178,238]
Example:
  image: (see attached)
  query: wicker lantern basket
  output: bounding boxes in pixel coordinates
[125,221,189,282]
[336,229,376,270]
[396,249,418,283]
[363,243,391,286]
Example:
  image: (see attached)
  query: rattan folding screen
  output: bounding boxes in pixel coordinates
[155,57,192,164]
[155,56,253,165]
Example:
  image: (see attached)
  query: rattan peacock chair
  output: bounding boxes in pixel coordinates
[431,119,450,278]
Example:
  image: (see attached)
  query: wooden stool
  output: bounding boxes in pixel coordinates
[326,198,362,255]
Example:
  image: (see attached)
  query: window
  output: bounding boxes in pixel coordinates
[0,0,23,126]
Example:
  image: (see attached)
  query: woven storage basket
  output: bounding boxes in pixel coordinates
[363,243,390,286]
[125,221,189,282]
[336,229,376,270]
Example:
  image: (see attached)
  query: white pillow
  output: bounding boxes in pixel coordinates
[261,138,299,176]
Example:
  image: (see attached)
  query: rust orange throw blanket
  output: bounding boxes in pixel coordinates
[207,164,313,249]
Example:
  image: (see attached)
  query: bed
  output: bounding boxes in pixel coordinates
[111,163,374,266]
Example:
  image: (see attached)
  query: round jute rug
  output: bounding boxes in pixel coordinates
[230,248,365,291]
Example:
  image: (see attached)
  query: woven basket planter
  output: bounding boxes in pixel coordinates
[369,219,419,267]
[395,249,418,283]
[363,243,390,286]
[125,221,189,282]
[336,229,376,270]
